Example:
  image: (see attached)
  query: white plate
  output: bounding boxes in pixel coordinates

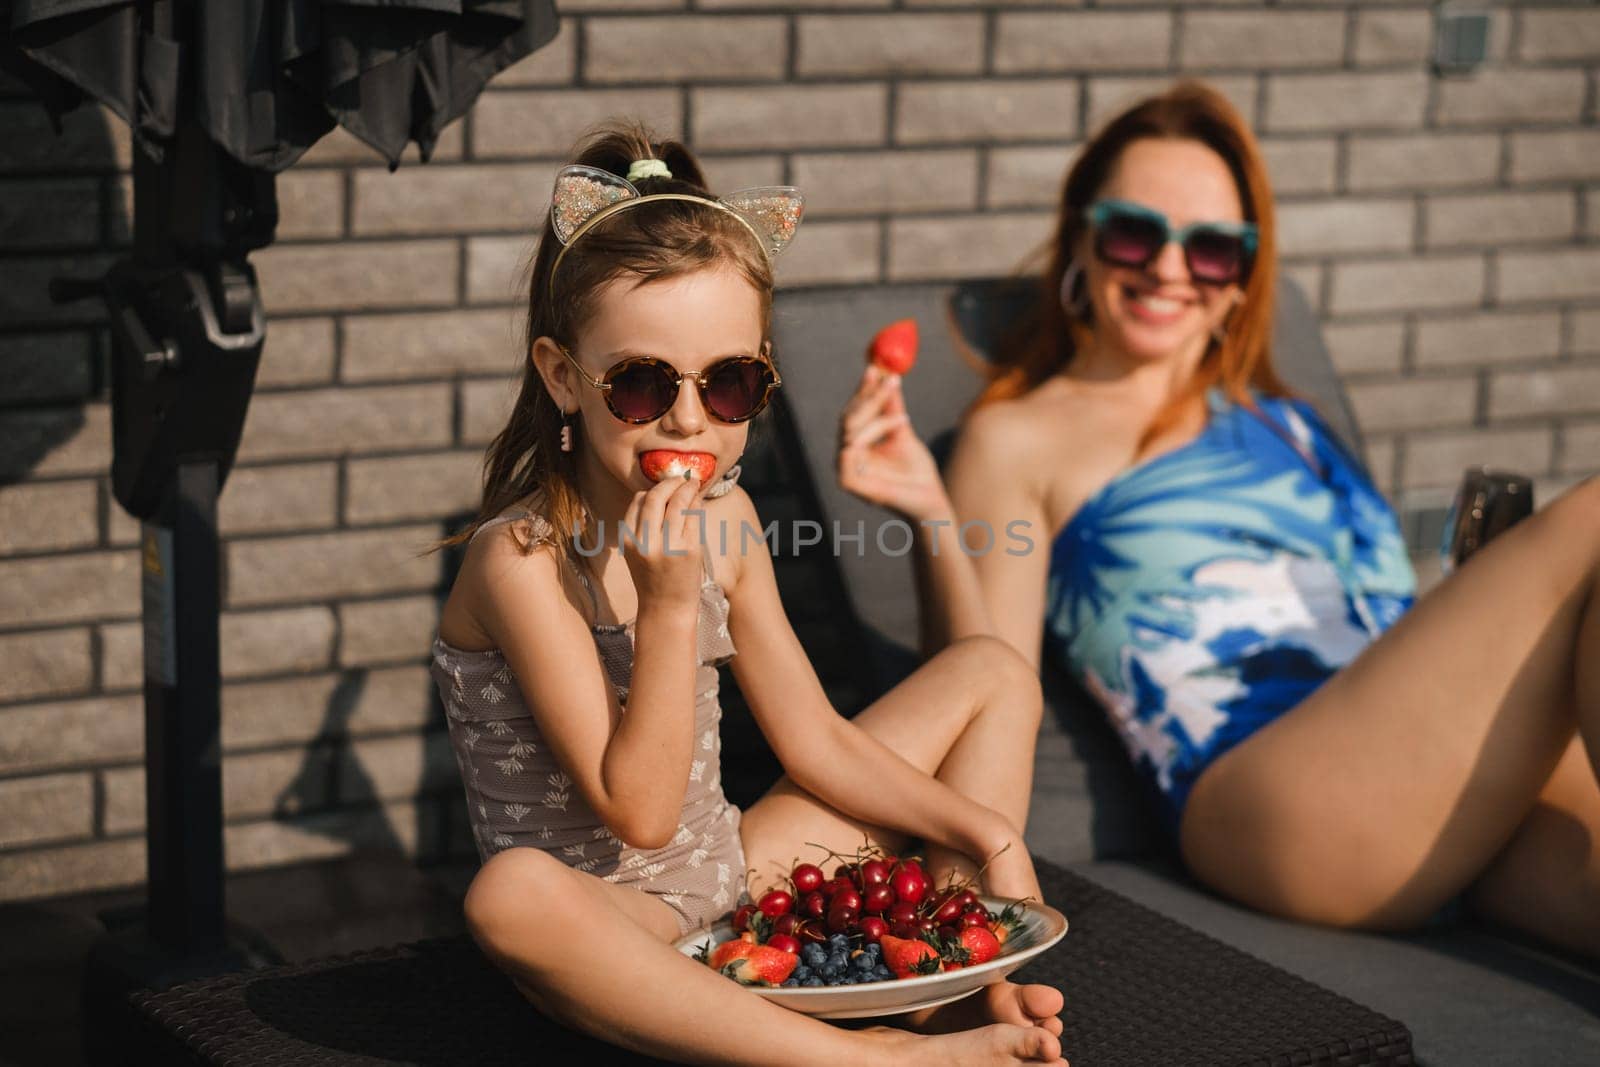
[675,896,1069,1020]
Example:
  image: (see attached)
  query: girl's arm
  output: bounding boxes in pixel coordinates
[720,490,1022,868]
[469,478,706,850]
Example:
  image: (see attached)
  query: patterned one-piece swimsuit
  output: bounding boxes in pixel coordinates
[431,503,746,936]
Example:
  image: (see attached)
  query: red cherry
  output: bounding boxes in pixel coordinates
[791,863,825,895]
[732,904,758,933]
[890,867,927,906]
[887,901,918,926]
[932,894,964,925]
[766,933,801,955]
[801,891,826,919]
[859,859,890,887]
[799,920,828,944]
[889,922,917,940]
[821,877,853,900]
[826,901,859,933]
[831,886,862,913]
[862,884,895,915]
[858,916,888,944]
[833,864,853,881]
[757,890,794,918]
[960,910,989,928]
[939,925,961,942]
[956,889,980,912]
[773,913,804,937]
[916,917,938,934]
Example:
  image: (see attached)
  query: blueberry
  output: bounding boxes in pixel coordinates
[802,944,826,967]
[781,978,799,988]
[854,955,874,971]
[804,977,825,987]
[792,965,812,980]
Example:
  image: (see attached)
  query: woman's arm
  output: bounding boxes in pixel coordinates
[721,489,1019,866]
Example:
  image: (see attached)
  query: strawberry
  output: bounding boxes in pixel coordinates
[639,449,717,483]
[707,938,756,971]
[988,900,1027,947]
[718,944,799,987]
[958,925,1001,966]
[868,319,918,375]
[879,933,943,979]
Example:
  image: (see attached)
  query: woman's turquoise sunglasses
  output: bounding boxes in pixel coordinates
[1086,199,1257,285]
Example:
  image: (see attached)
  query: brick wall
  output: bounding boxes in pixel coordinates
[2,3,1597,903]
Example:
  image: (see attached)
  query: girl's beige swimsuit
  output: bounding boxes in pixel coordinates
[431,482,746,936]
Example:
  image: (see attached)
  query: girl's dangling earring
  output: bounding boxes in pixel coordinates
[560,409,574,453]
[1059,259,1090,320]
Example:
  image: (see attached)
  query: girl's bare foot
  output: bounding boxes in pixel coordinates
[870,1022,1068,1065]
[908,980,1065,1036]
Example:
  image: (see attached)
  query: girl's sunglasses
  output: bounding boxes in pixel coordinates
[558,344,781,424]
[1086,199,1257,286]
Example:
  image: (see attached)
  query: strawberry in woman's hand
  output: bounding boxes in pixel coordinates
[879,933,943,978]
[639,449,716,483]
[868,319,918,375]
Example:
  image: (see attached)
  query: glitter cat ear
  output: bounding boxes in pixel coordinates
[719,187,805,259]
[550,165,640,245]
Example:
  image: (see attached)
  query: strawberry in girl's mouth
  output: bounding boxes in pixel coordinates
[639,450,717,483]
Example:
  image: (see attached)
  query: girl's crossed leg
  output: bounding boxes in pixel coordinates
[1181,478,1600,954]
[739,634,1066,1039]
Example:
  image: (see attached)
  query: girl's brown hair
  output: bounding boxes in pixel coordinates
[441,122,776,558]
[976,81,1286,441]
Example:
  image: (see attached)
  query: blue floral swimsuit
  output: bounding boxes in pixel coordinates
[1043,390,1417,828]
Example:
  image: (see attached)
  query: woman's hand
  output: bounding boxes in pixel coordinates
[979,833,1044,904]
[620,472,706,614]
[837,363,951,523]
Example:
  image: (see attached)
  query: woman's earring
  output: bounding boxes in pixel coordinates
[1059,259,1090,320]
[560,409,574,453]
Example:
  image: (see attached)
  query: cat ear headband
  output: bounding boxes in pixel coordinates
[548,163,804,287]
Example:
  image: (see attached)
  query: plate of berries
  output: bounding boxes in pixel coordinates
[677,845,1068,1019]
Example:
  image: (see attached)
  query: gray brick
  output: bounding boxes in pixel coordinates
[0,773,93,848]
[0,695,142,774]
[996,13,1171,73]
[1510,130,1600,184]
[343,309,522,383]
[695,85,888,151]
[1562,421,1600,474]
[461,377,521,445]
[704,156,786,195]
[1347,376,1478,433]
[0,178,99,248]
[253,240,458,313]
[1347,132,1501,192]
[561,0,685,10]
[898,80,1078,144]
[1490,366,1600,420]
[339,733,459,803]
[236,385,452,462]
[259,317,336,388]
[773,220,882,287]
[1283,263,1324,313]
[705,0,886,7]
[103,747,340,834]
[275,170,343,240]
[0,403,110,481]
[1497,249,1600,304]
[0,550,137,628]
[221,666,438,749]
[1322,320,1406,376]
[792,149,979,217]
[1436,70,1587,127]
[0,480,97,556]
[297,122,463,167]
[586,16,785,84]
[494,22,577,86]
[339,595,442,668]
[1353,10,1433,66]
[471,89,682,159]
[0,102,132,174]
[220,462,340,535]
[345,451,483,525]
[1576,309,1600,355]
[1265,72,1429,132]
[225,526,443,609]
[1181,12,1345,70]
[1518,8,1600,62]
[1425,190,1575,249]
[1403,428,1554,490]
[987,145,1076,209]
[1260,138,1338,196]
[0,838,145,904]
[889,213,1053,281]
[100,606,338,690]
[798,15,983,76]
[1415,311,1563,369]
[0,629,92,703]
[1277,198,1415,257]
[467,236,533,306]
[1330,256,1484,315]
[1086,75,1256,133]
[1364,436,1397,497]
[353,163,558,236]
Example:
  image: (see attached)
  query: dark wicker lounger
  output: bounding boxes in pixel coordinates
[129,858,1412,1066]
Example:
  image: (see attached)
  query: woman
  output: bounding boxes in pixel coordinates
[837,81,1600,954]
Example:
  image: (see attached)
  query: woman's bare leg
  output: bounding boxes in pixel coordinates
[1180,477,1600,940]
[738,635,1062,1036]
[464,847,1066,1066]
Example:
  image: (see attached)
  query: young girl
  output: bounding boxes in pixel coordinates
[430,124,1068,1066]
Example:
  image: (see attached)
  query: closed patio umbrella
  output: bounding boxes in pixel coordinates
[1,0,557,1041]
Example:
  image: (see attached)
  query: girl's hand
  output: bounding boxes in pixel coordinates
[621,471,706,613]
[837,364,951,523]
[980,835,1044,904]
